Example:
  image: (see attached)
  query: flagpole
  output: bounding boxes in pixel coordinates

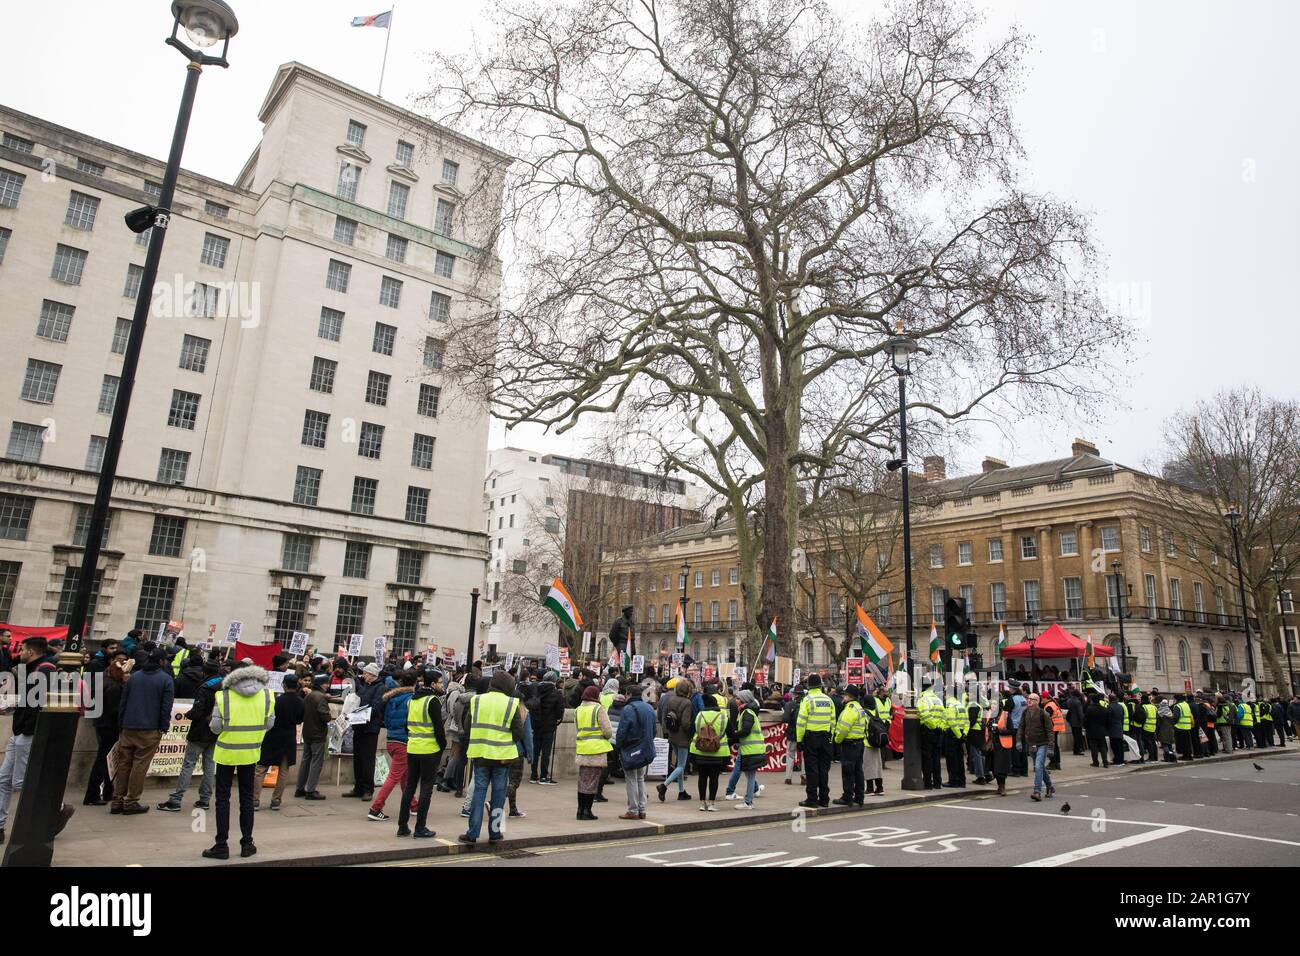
[377,6,395,98]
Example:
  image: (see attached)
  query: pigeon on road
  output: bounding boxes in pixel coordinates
[1060,802,1071,815]
[1253,763,1265,772]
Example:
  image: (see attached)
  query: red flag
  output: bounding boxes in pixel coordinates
[234,641,282,669]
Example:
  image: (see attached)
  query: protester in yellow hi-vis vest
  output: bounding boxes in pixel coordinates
[397,677,446,839]
[202,665,274,861]
[458,671,524,845]
[796,674,836,808]
[832,685,868,806]
[574,684,614,821]
[1173,694,1195,762]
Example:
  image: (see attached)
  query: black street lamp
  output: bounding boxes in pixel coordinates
[884,334,922,791]
[1024,616,1039,684]
[1272,559,1295,696]
[679,559,691,656]
[1,0,238,869]
[1112,560,1127,674]
[1224,510,1258,685]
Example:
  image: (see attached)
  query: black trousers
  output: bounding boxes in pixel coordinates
[839,740,864,803]
[943,733,966,786]
[84,725,117,802]
[1070,726,1086,755]
[1110,736,1126,764]
[214,762,256,846]
[1175,728,1193,759]
[399,752,439,830]
[920,727,944,788]
[1191,726,1204,758]
[1049,732,1061,770]
[352,731,380,795]
[1087,734,1109,767]
[1141,728,1158,761]
[531,727,555,780]
[1203,726,1218,756]
[802,732,832,804]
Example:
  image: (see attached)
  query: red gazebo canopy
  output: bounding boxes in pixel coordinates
[1001,622,1115,658]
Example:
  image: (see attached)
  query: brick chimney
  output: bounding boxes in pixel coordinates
[982,456,1008,474]
[922,455,946,481]
[1071,438,1099,457]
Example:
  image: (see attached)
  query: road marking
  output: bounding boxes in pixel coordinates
[1152,800,1165,803]
[1018,826,1189,867]
[1115,797,1126,800]
[946,805,1300,847]
[1194,803,1205,807]
[627,842,733,862]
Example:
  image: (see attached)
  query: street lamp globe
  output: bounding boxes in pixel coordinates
[885,335,920,374]
[172,0,239,47]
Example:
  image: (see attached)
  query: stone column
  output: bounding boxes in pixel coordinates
[1037,525,1058,618]
[1078,521,1096,612]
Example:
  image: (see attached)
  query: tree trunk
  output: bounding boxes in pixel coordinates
[1252,587,1294,698]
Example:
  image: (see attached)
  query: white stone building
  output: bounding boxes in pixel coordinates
[0,63,506,658]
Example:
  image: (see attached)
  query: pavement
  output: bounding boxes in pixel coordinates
[379,750,1300,868]
[46,740,1298,867]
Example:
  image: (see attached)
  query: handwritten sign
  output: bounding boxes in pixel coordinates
[630,655,645,675]
[266,671,286,694]
[792,668,802,688]
[425,648,437,667]
[846,657,864,685]
[289,631,309,656]
[145,700,193,776]
[348,633,364,657]
[226,621,243,645]
[374,637,387,667]
[504,653,515,671]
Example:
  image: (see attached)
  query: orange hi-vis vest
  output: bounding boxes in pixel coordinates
[1044,700,1065,733]
[995,711,1015,749]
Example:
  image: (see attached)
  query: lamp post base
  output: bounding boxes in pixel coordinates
[1,708,79,867]
[900,712,925,790]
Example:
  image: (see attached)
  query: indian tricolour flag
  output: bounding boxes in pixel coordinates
[542,578,583,634]
[928,620,941,663]
[675,601,690,646]
[854,604,894,665]
[760,618,778,662]
[996,622,1007,654]
[1086,630,1096,668]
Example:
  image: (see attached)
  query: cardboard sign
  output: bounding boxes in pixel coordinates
[146,700,193,776]
[226,621,243,645]
[504,652,516,671]
[775,655,793,685]
[348,633,364,657]
[266,671,286,694]
[732,666,747,684]
[289,631,309,656]
[791,667,802,688]
[846,657,865,685]
[630,655,645,675]
[646,737,671,780]
[374,637,387,667]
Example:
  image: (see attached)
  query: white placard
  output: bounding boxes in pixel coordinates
[425,648,436,667]
[226,621,243,645]
[733,666,747,684]
[792,668,802,687]
[582,632,593,654]
[348,633,364,657]
[646,738,671,780]
[288,631,309,656]
[504,652,516,671]
[347,706,372,725]
[266,671,286,694]
[374,637,387,667]
[545,644,561,670]
[630,654,645,675]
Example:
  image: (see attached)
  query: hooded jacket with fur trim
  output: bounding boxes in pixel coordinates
[208,665,275,735]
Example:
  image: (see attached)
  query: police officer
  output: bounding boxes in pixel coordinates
[202,664,275,860]
[916,681,945,790]
[832,685,867,806]
[796,674,835,808]
[942,688,967,788]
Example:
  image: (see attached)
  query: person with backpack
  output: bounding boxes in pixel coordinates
[437,672,470,795]
[574,685,614,821]
[690,692,730,811]
[615,683,657,820]
[656,678,695,802]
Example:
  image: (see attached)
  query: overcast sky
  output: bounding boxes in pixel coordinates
[4,0,1295,478]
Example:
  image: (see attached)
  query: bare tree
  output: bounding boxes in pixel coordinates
[1152,389,1300,696]
[421,0,1125,661]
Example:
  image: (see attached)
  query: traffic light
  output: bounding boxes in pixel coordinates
[944,596,969,649]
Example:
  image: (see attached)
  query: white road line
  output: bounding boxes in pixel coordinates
[946,804,1300,847]
[627,842,732,862]
[1115,797,1126,800]
[1018,826,1189,867]
[1152,800,1165,803]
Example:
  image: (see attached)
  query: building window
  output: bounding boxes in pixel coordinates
[1145,574,1158,616]
[110,317,132,355]
[1063,577,1083,618]
[1177,639,1189,673]
[1106,574,1121,617]
[1169,578,1183,621]
[0,226,10,264]
[1187,537,1199,560]
[1281,589,1294,614]
[204,199,229,219]
[142,181,162,200]
[342,541,372,578]
[709,601,720,624]
[423,337,445,371]
[928,544,943,568]
[318,307,344,341]
[956,541,972,565]
[326,259,351,293]
[411,433,434,470]
[333,216,357,246]
[434,198,455,236]
[97,375,120,415]
[358,421,385,459]
[958,584,973,617]
[0,169,26,208]
[395,140,414,167]
[0,495,35,540]
[51,244,89,284]
[1224,641,1236,669]
[365,370,390,407]
[273,588,309,644]
[405,486,429,523]
[309,357,337,393]
[1285,629,1299,657]
[134,574,178,636]
[802,639,814,665]
[544,516,560,533]
[64,191,99,230]
[930,587,945,622]
[441,159,459,186]
[428,291,452,324]
[385,233,408,262]
[991,582,1006,620]
[37,300,75,342]
[188,282,220,318]
[387,181,410,220]
[293,465,322,506]
[1023,580,1041,618]
[1153,638,1165,672]
[417,383,440,417]
[710,569,721,587]
[122,263,145,299]
[434,250,455,278]
[346,120,367,147]
[1200,637,1213,672]
[70,506,112,550]
[379,275,403,308]
[987,538,1003,562]
[1100,526,1121,552]
[166,390,201,430]
[393,600,422,656]
[1140,526,1152,552]
[1193,582,1206,623]
[1164,532,1176,557]
[397,549,424,585]
[337,162,360,201]
[1021,535,1038,559]
[1215,585,1227,624]
[0,561,21,620]
[301,409,329,448]
[85,435,107,473]
[335,595,367,644]
[1059,530,1078,557]
[373,322,396,356]
[3,133,34,152]
[178,334,211,373]
[200,232,229,268]
[156,448,190,484]
[694,602,702,625]
[148,515,186,557]
[281,533,313,572]
[21,359,61,404]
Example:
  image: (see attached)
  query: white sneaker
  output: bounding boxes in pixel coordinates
[757,784,766,792]
[724,793,739,800]
[735,802,754,810]
[706,804,719,812]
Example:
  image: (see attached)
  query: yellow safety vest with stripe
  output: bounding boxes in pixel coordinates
[575,701,612,755]
[917,689,945,730]
[1239,702,1254,727]
[872,697,893,724]
[466,691,520,761]
[834,700,867,744]
[690,708,730,757]
[796,689,835,742]
[737,709,766,757]
[599,692,616,712]
[1259,703,1273,723]
[214,687,272,766]
[944,697,967,739]
[1174,701,1193,731]
[171,652,184,678]
[968,700,984,732]
[1141,703,1157,733]
[406,696,442,756]
[1121,704,1129,733]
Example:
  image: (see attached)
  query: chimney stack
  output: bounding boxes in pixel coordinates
[982,456,1008,474]
[1071,438,1099,457]
[922,455,946,481]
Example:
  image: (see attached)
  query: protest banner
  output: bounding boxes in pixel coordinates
[630,655,645,675]
[374,637,387,667]
[846,657,865,685]
[266,671,286,694]
[146,701,193,776]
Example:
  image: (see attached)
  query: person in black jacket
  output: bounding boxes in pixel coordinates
[256,675,305,810]
[84,653,128,805]
[528,671,565,784]
[1083,694,1110,768]
[346,663,387,800]
[1066,692,1086,755]
[158,660,222,812]
[397,677,446,838]
[173,655,207,700]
